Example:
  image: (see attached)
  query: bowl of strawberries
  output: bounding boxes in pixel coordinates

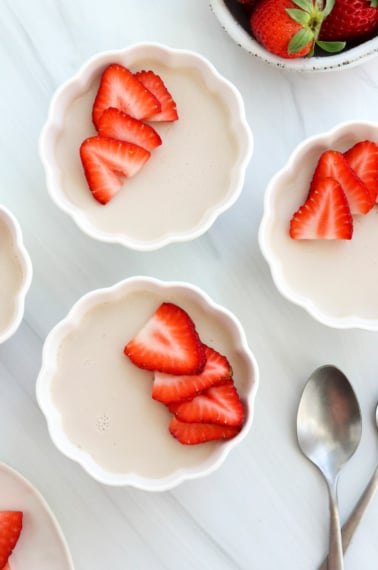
[259,120,378,329]
[36,276,259,490]
[39,43,252,250]
[210,0,378,72]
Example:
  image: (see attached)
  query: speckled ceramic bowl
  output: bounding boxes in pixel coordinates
[210,0,378,72]
[0,205,32,343]
[36,276,259,491]
[39,42,253,250]
[259,120,378,330]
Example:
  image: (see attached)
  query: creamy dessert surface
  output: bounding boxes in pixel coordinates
[0,217,25,337]
[56,59,239,241]
[268,148,378,319]
[51,289,251,477]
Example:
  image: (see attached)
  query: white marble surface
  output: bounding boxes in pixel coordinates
[1,1,378,568]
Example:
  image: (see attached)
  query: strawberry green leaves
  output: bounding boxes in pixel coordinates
[288,28,314,53]
[286,0,346,56]
[316,40,347,52]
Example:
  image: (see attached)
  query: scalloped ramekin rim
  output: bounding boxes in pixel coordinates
[0,205,32,343]
[36,276,259,491]
[259,120,378,331]
[209,0,378,73]
[39,42,253,251]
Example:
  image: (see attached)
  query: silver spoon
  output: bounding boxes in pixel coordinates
[297,365,362,570]
[318,403,378,570]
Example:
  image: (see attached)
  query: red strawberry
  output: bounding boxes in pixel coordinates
[169,416,241,445]
[152,345,232,405]
[344,140,378,207]
[310,150,371,215]
[92,64,161,128]
[169,379,245,427]
[134,70,178,122]
[80,136,150,204]
[290,177,353,240]
[124,303,206,375]
[319,0,378,43]
[97,107,162,151]
[0,511,23,569]
[249,0,345,59]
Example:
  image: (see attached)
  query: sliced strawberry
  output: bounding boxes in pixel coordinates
[169,379,245,427]
[290,177,353,240]
[135,70,178,122]
[310,150,371,215]
[152,345,232,405]
[92,63,161,128]
[169,416,241,445]
[344,140,378,207]
[80,136,150,204]
[97,107,162,151]
[124,302,206,375]
[0,511,23,569]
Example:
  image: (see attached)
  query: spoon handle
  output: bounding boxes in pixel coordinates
[319,467,378,570]
[327,480,344,570]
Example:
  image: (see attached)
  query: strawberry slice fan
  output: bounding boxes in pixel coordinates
[290,139,378,241]
[124,302,246,445]
[80,62,178,205]
[0,510,23,570]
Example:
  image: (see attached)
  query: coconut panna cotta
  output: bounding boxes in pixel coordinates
[40,43,252,250]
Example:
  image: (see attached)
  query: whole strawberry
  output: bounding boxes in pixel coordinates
[319,0,378,43]
[250,0,345,59]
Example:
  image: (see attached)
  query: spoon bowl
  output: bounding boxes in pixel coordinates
[297,365,362,570]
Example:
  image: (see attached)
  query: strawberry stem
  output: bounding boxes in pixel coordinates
[287,0,346,57]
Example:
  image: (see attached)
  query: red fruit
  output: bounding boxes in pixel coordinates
[250,0,315,59]
[152,345,232,405]
[344,140,378,207]
[0,511,23,569]
[169,379,245,427]
[92,63,161,128]
[124,303,206,375]
[310,150,371,215]
[319,0,378,43]
[134,70,178,122]
[97,107,162,151]
[290,177,353,240]
[169,416,241,445]
[80,136,150,204]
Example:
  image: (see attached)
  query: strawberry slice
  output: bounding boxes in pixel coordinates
[92,63,161,128]
[310,150,371,215]
[152,345,232,404]
[290,177,353,240]
[135,70,178,122]
[0,511,23,569]
[98,107,162,151]
[169,416,241,445]
[124,302,206,375]
[344,140,378,207]
[80,136,150,204]
[169,379,245,427]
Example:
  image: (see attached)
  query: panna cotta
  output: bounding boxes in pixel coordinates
[37,278,258,488]
[0,206,32,343]
[40,44,253,250]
